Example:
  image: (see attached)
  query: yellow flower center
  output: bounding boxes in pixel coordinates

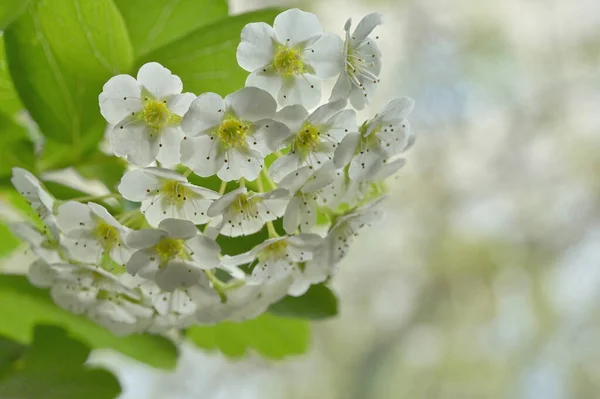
[160,180,191,207]
[216,117,249,148]
[273,46,306,77]
[94,222,120,251]
[141,98,182,130]
[294,124,320,151]
[153,237,184,264]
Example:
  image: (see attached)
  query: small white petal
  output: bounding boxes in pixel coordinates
[371,157,407,180]
[275,104,308,133]
[126,229,167,248]
[167,92,196,116]
[351,13,383,45]
[28,259,56,288]
[110,122,159,166]
[278,75,321,108]
[207,187,245,218]
[302,161,336,193]
[127,247,161,276]
[56,201,93,234]
[269,151,303,182]
[155,261,203,291]
[304,33,344,79]
[348,148,386,181]
[308,99,347,126]
[283,196,302,234]
[225,87,276,122]
[180,93,225,136]
[245,70,283,99]
[334,132,360,168]
[236,22,276,72]
[180,135,224,177]
[330,72,352,103]
[99,74,142,125]
[158,218,198,240]
[156,126,184,166]
[252,119,290,154]
[187,235,220,269]
[273,8,323,46]
[217,148,263,182]
[118,168,162,202]
[137,62,182,99]
[278,165,313,194]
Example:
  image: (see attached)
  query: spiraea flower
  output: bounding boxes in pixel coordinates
[9,221,62,264]
[56,201,133,265]
[334,97,415,180]
[207,187,289,237]
[10,167,55,221]
[50,263,154,335]
[126,219,220,291]
[118,167,220,227]
[99,62,195,166]
[331,13,383,110]
[278,162,337,234]
[221,234,323,287]
[268,100,356,182]
[180,87,287,181]
[237,8,343,108]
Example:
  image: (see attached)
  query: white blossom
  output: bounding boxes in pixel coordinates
[56,201,133,265]
[126,219,220,291]
[11,167,55,221]
[180,87,287,181]
[278,161,336,234]
[334,97,415,180]
[221,234,323,288]
[331,14,383,110]
[207,187,289,237]
[50,263,154,335]
[237,8,344,108]
[269,100,356,182]
[99,62,195,166]
[9,222,62,264]
[118,167,220,227]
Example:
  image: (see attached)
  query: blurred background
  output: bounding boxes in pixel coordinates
[89,0,600,397]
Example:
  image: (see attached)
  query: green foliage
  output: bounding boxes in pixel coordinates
[0,325,120,399]
[187,313,310,359]
[138,9,282,96]
[0,38,24,118]
[0,336,25,377]
[270,284,339,320]
[0,275,178,369]
[0,222,20,259]
[0,0,30,30]
[3,0,133,155]
[114,0,228,57]
[0,112,34,179]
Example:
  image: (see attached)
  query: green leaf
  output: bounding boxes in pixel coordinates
[3,0,133,153]
[0,112,34,179]
[0,223,20,259]
[269,283,339,320]
[0,325,121,399]
[187,313,310,359]
[0,37,24,118]
[0,275,178,369]
[138,9,282,96]
[0,336,25,376]
[0,0,31,30]
[114,0,228,58]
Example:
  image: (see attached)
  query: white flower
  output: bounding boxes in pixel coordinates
[49,264,153,335]
[278,161,336,234]
[221,234,323,287]
[330,14,383,110]
[268,100,356,182]
[207,187,288,237]
[11,167,54,221]
[9,222,62,264]
[27,259,57,288]
[237,8,344,108]
[118,167,220,227]
[126,219,220,291]
[319,197,386,267]
[99,62,195,166]
[334,97,415,180]
[56,201,133,265]
[180,87,287,181]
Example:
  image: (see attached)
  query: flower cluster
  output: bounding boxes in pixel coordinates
[10,9,416,335]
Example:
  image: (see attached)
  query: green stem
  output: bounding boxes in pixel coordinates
[204,270,227,302]
[238,177,246,189]
[218,180,228,195]
[266,221,279,238]
[183,168,193,178]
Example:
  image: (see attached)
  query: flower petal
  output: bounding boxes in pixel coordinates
[269,151,303,182]
[56,201,93,234]
[217,148,263,182]
[283,196,302,234]
[126,229,167,248]
[207,187,246,218]
[180,92,225,136]
[329,72,352,103]
[351,13,383,45]
[225,87,276,122]
[110,122,160,166]
[273,8,323,46]
[127,248,161,276]
[278,75,321,108]
[155,261,203,291]
[334,132,360,168]
[180,135,224,177]
[167,92,196,116]
[187,235,220,269]
[302,161,336,193]
[245,70,283,99]
[308,99,347,126]
[137,62,182,99]
[158,218,198,240]
[236,22,276,72]
[99,74,142,125]
[118,168,162,202]
[304,33,344,79]
[156,126,184,166]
